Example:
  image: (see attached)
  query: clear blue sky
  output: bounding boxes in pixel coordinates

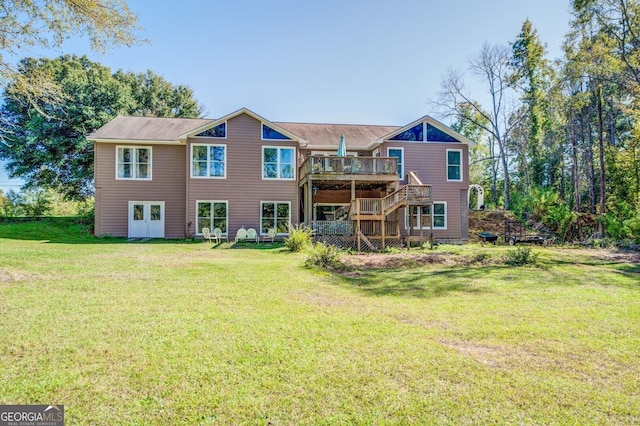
[0,0,573,193]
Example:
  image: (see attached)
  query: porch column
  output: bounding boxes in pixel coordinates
[306,179,313,226]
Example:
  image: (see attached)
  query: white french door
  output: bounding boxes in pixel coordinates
[128,201,165,238]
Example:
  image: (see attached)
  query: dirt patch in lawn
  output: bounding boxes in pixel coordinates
[440,339,546,370]
[342,252,455,269]
[0,269,48,284]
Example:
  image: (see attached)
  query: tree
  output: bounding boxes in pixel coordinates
[0,55,203,200]
[436,43,518,209]
[114,70,204,118]
[510,19,553,189]
[0,0,141,104]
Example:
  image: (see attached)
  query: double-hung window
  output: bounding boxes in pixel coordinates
[261,201,290,234]
[447,149,462,181]
[263,147,295,180]
[116,146,151,180]
[196,201,228,235]
[192,144,226,178]
[388,148,404,180]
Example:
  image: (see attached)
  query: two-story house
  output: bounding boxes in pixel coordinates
[88,107,474,250]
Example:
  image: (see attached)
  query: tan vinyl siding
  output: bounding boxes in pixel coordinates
[382,141,470,241]
[186,113,299,238]
[94,143,186,238]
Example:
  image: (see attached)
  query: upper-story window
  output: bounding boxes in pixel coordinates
[263,147,295,180]
[195,123,226,138]
[447,149,462,181]
[116,146,151,180]
[427,124,460,142]
[192,144,226,178]
[388,148,404,180]
[262,124,291,140]
[390,123,424,141]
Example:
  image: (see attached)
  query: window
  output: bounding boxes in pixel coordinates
[390,123,424,141]
[116,146,151,180]
[433,202,446,228]
[196,201,228,235]
[447,149,462,181]
[191,144,226,178]
[195,122,226,138]
[388,148,404,180]
[427,124,460,142]
[262,124,291,140]
[314,204,349,221]
[263,147,295,179]
[407,202,446,230]
[261,202,290,234]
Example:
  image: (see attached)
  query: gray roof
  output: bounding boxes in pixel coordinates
[88,114,402,149]
[89,115,213,141]
[275,122,400,150]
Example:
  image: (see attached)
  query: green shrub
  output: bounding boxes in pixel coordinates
[284,224,313,252]
[503,246,539,266]
[305,243,345,270]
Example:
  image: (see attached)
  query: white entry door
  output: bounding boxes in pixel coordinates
[128,201,165,238]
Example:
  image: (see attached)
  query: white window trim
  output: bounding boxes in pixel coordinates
[116,146,152,181]
[447,149,463,182]
[388,147,404,181]
[260,201,291,235]
[193,121,227,139]
[262,146,296,180]
[195,200,228,236]
[190,143,227,179]
[405,201,447,230]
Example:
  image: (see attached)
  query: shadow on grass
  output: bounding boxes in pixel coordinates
[227,241,286,251]
[336,266,496,299]
[0,217,194,245]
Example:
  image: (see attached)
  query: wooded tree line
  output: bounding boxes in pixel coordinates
[0,55,203,200]
[438,0,640,241]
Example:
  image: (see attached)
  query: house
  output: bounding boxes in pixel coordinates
[88,107,474,249]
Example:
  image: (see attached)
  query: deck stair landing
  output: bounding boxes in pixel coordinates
[352,184,432,220]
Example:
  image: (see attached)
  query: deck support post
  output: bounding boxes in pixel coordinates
[306,180,313,227]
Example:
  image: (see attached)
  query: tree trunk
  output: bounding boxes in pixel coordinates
[571,120,580,212]
[585,118,597,215]
[597,86,606,237]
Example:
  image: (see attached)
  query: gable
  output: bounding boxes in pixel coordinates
[183,108,305,145]
[380,115,475,146]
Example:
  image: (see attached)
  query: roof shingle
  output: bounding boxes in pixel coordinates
[89,115,213,141]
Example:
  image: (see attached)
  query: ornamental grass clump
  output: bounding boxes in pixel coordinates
[284,224,313,252]
[305,242,345,270]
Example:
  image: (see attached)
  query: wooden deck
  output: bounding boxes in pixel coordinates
[299,155,399,187]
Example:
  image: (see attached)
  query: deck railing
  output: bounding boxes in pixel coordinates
[357,198,383,215]
[299,156,398,181]
[313,220,354,236]
[312,220,400,236]
[359,220,400,236]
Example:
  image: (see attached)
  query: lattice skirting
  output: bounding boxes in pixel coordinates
[313,235,403,251]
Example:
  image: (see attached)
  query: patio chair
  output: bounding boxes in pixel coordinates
[263,227,277,243]
[246,228,259,243]
[202,227,215,244]
[235,227,247,242]
[213,227,227,243]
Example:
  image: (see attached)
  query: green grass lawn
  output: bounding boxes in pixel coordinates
[1,219,639,424]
